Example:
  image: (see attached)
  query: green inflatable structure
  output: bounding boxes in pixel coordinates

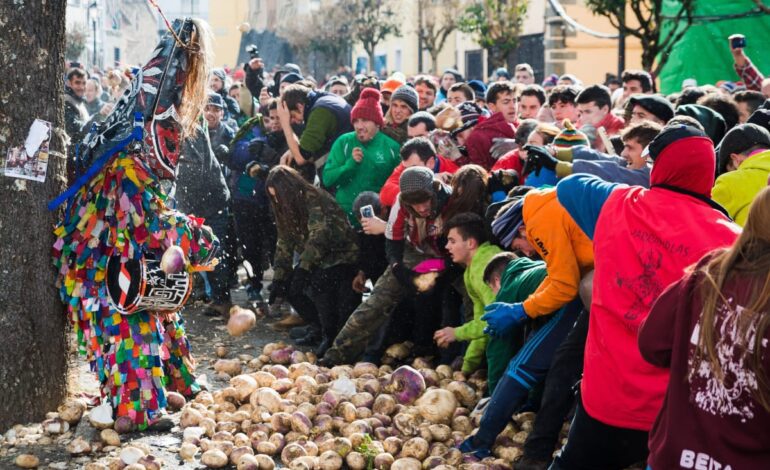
[659,0,770,94]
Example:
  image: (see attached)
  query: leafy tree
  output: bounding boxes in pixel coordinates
[585,0,695,77]
[458,0,528,69]
[65,24,88,62]
[341,0,402,74]
[417,0,466,74]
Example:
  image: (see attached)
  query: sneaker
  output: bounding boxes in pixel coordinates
[513,456,550,470]
[458,436,493,460]
[290,325,313,339]
[146,416,174,432]
[270,313,305,330]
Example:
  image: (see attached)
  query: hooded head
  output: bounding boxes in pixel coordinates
[648,124,715,197]
[675,104,726,144]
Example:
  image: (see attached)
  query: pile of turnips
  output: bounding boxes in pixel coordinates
[185,342,537,469]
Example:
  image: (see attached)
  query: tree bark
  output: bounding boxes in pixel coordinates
[0,1,69,431]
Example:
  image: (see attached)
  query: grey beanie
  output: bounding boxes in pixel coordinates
[399,166,434,194]
[391,85,419,112]
[212,68,226,82]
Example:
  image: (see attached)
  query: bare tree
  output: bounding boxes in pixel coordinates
[0,1,69,431]
[585,0,695,77]
[280,4,354,75]
[341,0,401,74]
[418,0,466,74]
[458,0,528,69]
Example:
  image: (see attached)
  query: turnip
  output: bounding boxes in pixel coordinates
[214,359,243,377]
[57,400,86,424]
[428,424,451,442]
[271,378,294,394]
[374,427,390,441]
[400,437,429,461]
[373,413,392,426]
[384,342,411,360]
[230,446,255,466]
[138,455,162,470]
[270,412,292,433]
[281,442,307,465]
[451,415,472,434]
[255,454,276,470]
[445,381,476,408]
[160,244,186,274]
[120,446,146,465]
[297,402,317,420]
[255,440,278,455]
[350,392,374,409]
[251,387,282,413]
[345,451,367,470]
[338,402,357,422]
[237,454,259,470]
[316,401,334,416]
[269,432,286,452]
[422,456,445,469]
[230,375,258,403]
[390,457,422,470]
[228,307,257,337]
[330,365,353,380]
[419,369,440,387]
[386,366,426,404]
[374,452,395,470]
[494,445,522,461]
[213,431,235,442]
[14,454,39,469]
[444,448,462,466]
[362,378,382,395]
[294,376,318,395]
[435,365,453,380]
[270,348,293,365]
[42,417,69,435]
[412,357,432,370]
[373,394,397,416]
[319,436,352,457]
[291,411,313,435]
[352,362,379,378]
[200,417,217,437]
[179,442,199,460]
[318,449,344,470]
[299,439,319,456]
[269,364,290,379]
[201,449,229,468]
[393,413,418,436]
[290,350,307,364]
[415,389,457,424]
[88,402,115,430]
[429,442,448,456]
[252,371,276,387]
[66,436,91,455]
[313,414,333,433]
[290,455,319,470]
[382,436,402,455]
[100,428,121,447]
[263,342,286,356]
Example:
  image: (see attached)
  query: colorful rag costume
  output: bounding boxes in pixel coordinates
[50,19,215,430]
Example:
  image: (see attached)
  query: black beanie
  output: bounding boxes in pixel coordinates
[630,95,675,123]
[716,123,770,174]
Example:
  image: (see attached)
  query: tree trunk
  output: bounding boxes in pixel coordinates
[430,50,439,76]
[367,47,377,74]
[0,1,69,431]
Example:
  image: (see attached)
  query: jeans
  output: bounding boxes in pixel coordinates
[549,398,648,470]
[204,212,233,304]
[523,308,590,462]
[472,299,583,449]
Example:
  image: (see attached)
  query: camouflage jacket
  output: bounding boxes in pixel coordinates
[273,189,360,281]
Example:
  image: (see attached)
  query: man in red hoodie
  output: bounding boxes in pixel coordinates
[462,81,518,170]
[575,84,625,152]
[553,125,741,469]
[380,137,459,209]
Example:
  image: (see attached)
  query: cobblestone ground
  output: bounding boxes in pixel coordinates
[0,276,295,469]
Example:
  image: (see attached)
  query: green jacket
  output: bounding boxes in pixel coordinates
[712,149,770,227]
[273,189,359,282]
[496,257,548,304]
[322,131,400,223]
[455,242,502,373]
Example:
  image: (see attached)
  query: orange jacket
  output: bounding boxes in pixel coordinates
[521,189,594,317]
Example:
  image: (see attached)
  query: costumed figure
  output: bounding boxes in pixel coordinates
[50,18,216,431]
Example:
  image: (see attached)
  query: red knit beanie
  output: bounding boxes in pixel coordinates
[351,88,384,127]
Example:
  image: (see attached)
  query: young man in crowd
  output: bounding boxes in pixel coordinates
[414,75,439,110]
[620,69,654,105]
[204,92,236,162]
[322,166,453,366]
[575,84,625,149]
[527,120,661,187]
[209,68,240,122]
[548,85,582,126]
[436,68,464,104]
[519,85,546,120]
[446,83,475,107]
[323,88,401,224]
[434,213,501,374]
[733,90,766,123]
[514,63,536,85]
[380,137,459,209]
[382,84,419,144]
[552,125,740,468]
[628,95,674,125]
[463,81,519,170]
[277,83,353,182]
[407,111,437,139]
[712,123,770,226]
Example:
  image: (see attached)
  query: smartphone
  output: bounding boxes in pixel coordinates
[360,204,374,219]
[730,34,746,49]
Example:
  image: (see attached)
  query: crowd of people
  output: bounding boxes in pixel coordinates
[61,34,770,469]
